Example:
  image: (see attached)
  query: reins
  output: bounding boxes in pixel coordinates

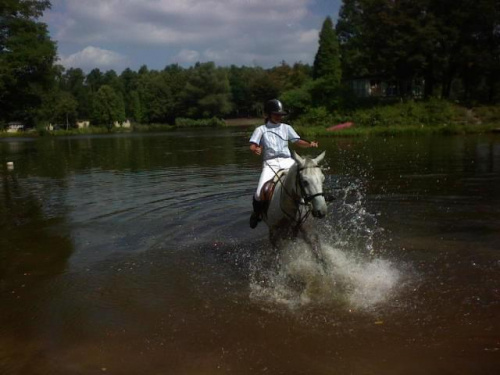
[297,166,326,203]
[258,128,324,231]
[263,130,312,144]
[265,161,324,232]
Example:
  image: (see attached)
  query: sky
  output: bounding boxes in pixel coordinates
[43,0,342,73]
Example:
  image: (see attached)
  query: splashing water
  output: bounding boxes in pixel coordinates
[249,180,402,311]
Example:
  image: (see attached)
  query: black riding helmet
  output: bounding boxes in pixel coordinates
[265,99,287,116]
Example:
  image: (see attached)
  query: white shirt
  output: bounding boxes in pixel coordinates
[249,122,300,161]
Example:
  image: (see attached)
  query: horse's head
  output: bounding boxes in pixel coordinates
[291,150,328,218]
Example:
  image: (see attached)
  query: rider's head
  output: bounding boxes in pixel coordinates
[265,99,287,124]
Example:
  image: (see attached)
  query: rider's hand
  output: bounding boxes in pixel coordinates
[310,141,318,148]
[254,146,262,155]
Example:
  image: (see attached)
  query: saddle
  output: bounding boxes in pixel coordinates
[259,169,287,203]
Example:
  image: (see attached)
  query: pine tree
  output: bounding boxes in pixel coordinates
[313,16,342,84]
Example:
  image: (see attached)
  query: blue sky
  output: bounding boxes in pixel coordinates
[43,0,342,73]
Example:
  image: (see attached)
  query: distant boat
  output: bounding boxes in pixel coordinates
[326,122,354,131]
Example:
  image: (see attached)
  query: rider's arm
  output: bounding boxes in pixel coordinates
[295,139,319,148]
[250,142,262,155]
[287,125,318,148]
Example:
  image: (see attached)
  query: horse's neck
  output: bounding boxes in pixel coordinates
[283,163,298,195]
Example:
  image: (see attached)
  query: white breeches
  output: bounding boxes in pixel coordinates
[254,157,295,201]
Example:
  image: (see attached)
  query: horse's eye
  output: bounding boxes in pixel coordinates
[302,180,309,187]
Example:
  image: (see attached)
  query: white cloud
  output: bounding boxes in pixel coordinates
[48,0,322,69]
[59,46,128,71]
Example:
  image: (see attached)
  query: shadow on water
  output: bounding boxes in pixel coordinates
[0,169,74,374]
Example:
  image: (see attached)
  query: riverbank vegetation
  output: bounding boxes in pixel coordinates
[1,0,499,137]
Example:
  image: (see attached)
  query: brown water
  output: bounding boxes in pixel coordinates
[1,130,499,374]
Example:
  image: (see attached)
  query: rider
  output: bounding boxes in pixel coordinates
[249,99,318,229]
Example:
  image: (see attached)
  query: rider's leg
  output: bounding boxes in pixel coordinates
[250,161,278,229]
[249,197,265,228]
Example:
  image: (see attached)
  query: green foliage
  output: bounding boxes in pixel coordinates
[60,68,91,118]
[473,106,500,124]
[137,71,175,123]
[175,117,225,128]
[0,0,57,124]
[293,107,335,127]
[182,62,232,118]
[347,99,458,127]
[92,85,126,128]
[313,16,342,85]
[85,68,104,93]
[53,91,78,128]
[336,0,500,102]
[280,80,314,118]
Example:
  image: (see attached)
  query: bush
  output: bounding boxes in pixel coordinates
[348,99,458,127]
[175,117,225,127]
[422,98,455,125]
[473,106,500,124]
[293,107,335,127]
[281,81,313,119]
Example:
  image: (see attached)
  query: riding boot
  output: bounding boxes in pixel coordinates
[249,198,265,229]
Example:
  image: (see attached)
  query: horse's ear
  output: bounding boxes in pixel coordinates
[291,150,305,165]
[313,151,326,165]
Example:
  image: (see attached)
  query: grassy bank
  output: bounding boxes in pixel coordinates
[295,123,500,138]
[2,103,499,138]
[291,101,500,137]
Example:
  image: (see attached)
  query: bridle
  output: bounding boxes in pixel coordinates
[269,163,326,232]
[296,166,325,204]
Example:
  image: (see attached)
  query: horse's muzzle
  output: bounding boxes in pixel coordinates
[312,210,326,218]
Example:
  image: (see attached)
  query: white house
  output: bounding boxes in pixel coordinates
[6,122,25,133]
[76,120,90,129]
[114,119,131,128]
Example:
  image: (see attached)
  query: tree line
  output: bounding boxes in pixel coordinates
[336,0,500,102]
[1,0,498,129]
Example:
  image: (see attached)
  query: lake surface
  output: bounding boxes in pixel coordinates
[1,129,499,374]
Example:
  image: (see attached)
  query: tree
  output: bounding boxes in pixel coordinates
[313,16,342,85]
[86,68,104,94]
[336,0,372,78]
[182,62,232,118]
[137,71,175,123]
[0,0,57,124]
[61,68,91,118]
[92,85,125,128]
[120,68,139,120]
[336,0,500,102]
[55,92,78,129]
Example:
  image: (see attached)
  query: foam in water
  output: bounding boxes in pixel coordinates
[249,179,402,311]
[250,241,400,311]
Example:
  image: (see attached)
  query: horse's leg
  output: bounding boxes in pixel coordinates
[298,227,327,271]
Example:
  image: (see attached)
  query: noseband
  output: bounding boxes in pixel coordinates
[297,166,325,204]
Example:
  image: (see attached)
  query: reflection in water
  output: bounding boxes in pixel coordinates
[0,131,499,374]
[0,171,73,283]
[0,168,74,374]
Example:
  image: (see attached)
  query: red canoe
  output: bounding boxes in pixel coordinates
[326,122,354,131]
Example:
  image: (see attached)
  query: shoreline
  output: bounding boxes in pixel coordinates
[1,122,499,139]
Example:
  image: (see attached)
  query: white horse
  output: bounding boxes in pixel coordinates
[261,150,328,252]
